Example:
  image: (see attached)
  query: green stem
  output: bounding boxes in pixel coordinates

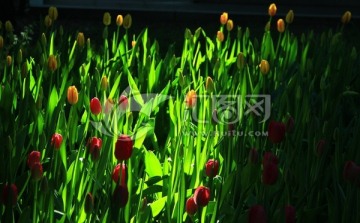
[33,182,38,223]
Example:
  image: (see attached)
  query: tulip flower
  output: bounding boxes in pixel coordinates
[237,52,245,70]
[112,185,129,208]
[343,161,360,185]
[277,19,285,33]
[194,186,210,207]
[48,6,58,21]
[6,55,12,66]
[5,21,13,33]
[119,95,129,111]
[44,15,52,28]
[248,205,267,223]
[267,120,286,143]
[112,163,127,186]
[90,97,102,115]
[268,3,277,17]
[220,12,228,25]
[217,31,224,42]
[103,12,111,26]
[285,205,296,223]
[31,162,43,181]
[259,59,270,75]
[205,76,214,93]
[262,152,279,166]
[185,90,197,108]
[27,151,41,169]
[123,14,132,29]
[116,15,123,26]
[0,36,4,49]
[341,11,351,24]
[101,76,108,91]
[48,55,57,72]
[226,19,234,31]
[51,133,63,150]
[84,193,94,214]
[205,159,219,178]
[286,10,294,24]
[115,135,133,161]
[186,197,198,216]
[104,98,114,114]
[67,85,79,105]
[77,32,85,48]
[87,137,102,161]
[1,183,18,207]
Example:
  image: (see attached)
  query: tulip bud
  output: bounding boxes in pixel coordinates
[77,32,85,48]
[51,133,63,150]
[248,148,259,164]
[48,6,58,21]
[268,3,277,17]
[259,59,270,75]
[286,10,294,24]
[194,186,210,207]
[205,159,219,177]
[123,14,132,29]
[185,90,197,108]
[205,76,214,93]
[262,152,279,166]
[226,19,234,31]
[112,163,127,186]
[265,21,271,32]
[48,55,57,72]
[44,15,52,28]
[84,193,94,214]
[103,12,111,26]
[115,135,133,161]
[262,162,278,185]
[87,137,102,155]
[343,161,360,185]
[0,36,4,49]
[67,85,78,105]
[6,55,12,66]
[186,197,198,216]
[341,11,351,24]
[1,184,18,207]
[237,52,246,70]
[27,151,41,169]
[131,40,136,48]
[100,76,108,91]
[220,12,228,25]
[184,28,192,40]
[31,162,43,181]
[268,120,286,143]
[112,185,129,208]
[285,205,296,223]
[5,21,13,33]
[116,15,123,26]
[217,31,224,42]
[277,19,285,33]
[119,95,129,111]
[248,205,267,223]
[90,97,102,115]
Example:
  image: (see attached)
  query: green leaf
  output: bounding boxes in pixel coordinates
[150,196,167,217]
[128,73,144,106]
[47,86,59,122]
[144,150,163,178]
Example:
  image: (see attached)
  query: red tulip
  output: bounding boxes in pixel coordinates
[115,135,133,161]
[31,162,43,181]
[262,162,279,185]
[248,148,259,164]
[90,97,102,115]
[119,95,129,111]
[27,151,41,169]
[262,152,279,166]
[194,186,210,207]
[205,159,219,178]
[186,196,198,216]
[343,161,360,185]
[285,205,296,223]
[248,205,267,223]
[268,120,286,143]
[1,183,18,207]
[315,139,326,156]
[285,116,295,133]
[112,163,127,186]
[87,137,102,161]
[51,133,63,150]
[84,192,94,214]
[112,185,129,208]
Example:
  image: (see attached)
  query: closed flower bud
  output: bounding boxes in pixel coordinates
[286,10,294,24]
[112,185,129,208]
[123,14,132,29]
[27,151,41,169]
[217,31,224,42]
[77,32,85,48]
[184,28,192,40]
[0,36,4,49]
[5,21,13,33]
[6,55,12,66]
[48,55,57,72]
[220,12,228,25]
[259,59,270,75]
[194,186,210,207]
[103,12,111,26]
[248,148,259,164]
[87,137,102,156]
[115,135,133,161]
[100,76,108,91]
[262,162,278,185]
[237,52,245,70]
[226,19,234,31]
[205,76,214,93]
[112,163,127,186]
[268,120,286,143]
[186,197,198,216]
[48,6,58,21]
[343,161,360,184]
[1,184,18,207]
[277,19,285,33]
[248,205,267,223]
[268,3,277,17]
[67,85,78,105]
[31,162,43,181]
[119,95,129,111]
[285,205,296,223]
[205,159,219,177]
[84,193,94,214]
[90,97,102,115]
[341,11,351,24]
[315,139,326,156]
[44,15,52,28]
[51,133,63,150]
[116,15,123,26]
[131,40,136,48]
[185,90,197,108]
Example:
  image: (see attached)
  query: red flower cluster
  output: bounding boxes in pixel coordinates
[87,137,102,161]
[205,159,219,178]
[1,184,18,207]
[185,186,211,216]
[115,135,133,161]
[262,152,279,185]
[267,120,286,143]
[27,151,43,181]
[112,163,127,186]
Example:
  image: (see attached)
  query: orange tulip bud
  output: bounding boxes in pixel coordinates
[226,19,234,31]
[48,55,57,72]
[220,12,228,25]
[6,55,12,66]
[185,90,197,108]
[217,31,224,42]
[116,15,123,26]
[44,15,52,28]
[77,32,85,48]
[67,85,79,105]
[277,19,285,33]
[48,6,58,21]
[260,59,270,75]
[268,3,277,17]
[341,11,351,24]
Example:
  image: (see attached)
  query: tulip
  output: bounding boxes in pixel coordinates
[116,15,123,26]
[112,185,129,208]
[267,120,286,143]
[205,76,214,93]
[248,205,267,223]
[115,135,133,161]
[31,162,43,181]
[343,161,360,184]
[1,184,18,207]
[48,6,58,21]
[237,52,245,70]
[48,55,57,72]
[27,151,41,169]
[259,59,270,75]
[100,76,108,91]
[205,159,219,178]
[67,85,78,105]
[103,12,111,26]
[51,133,63,150]
[90,97,102,115]
[185,90,197,108]
[277,19,285,33]
[0,36,4,49]
[119,95,129,111]
[220,12,228,25]
[186,197,198,216]
[262,162,279,185]
[262,152,279,166]
[194,186,210,207]
[285,205,296,223]
[77,32,85,48]
[123,14,132,29]
[87,137,102,159]
[268,3,277,17]
[286,10,294,24]
[315,139,326,156]
[248,148,259,164]
[131,40,136,48]
[44,15,52,28]
[226,19,234,31]
[112,163,127,186]
[6,55,12,66]
[5,21,13,33]
[84,193,94,214]
[341,11,351,24]
[217,31,224,42]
